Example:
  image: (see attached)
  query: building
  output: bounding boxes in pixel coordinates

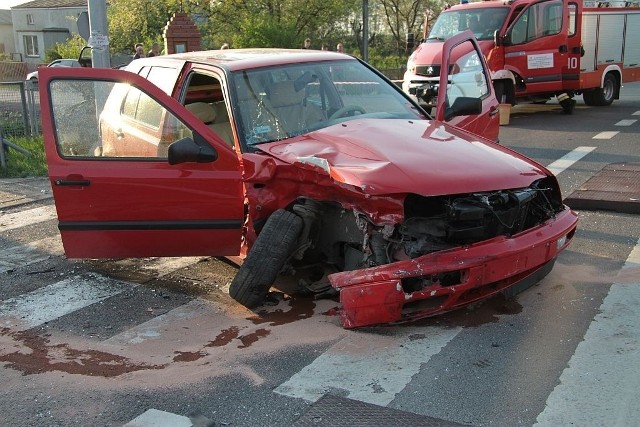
[10,0,87,66]
[0,10,16,57]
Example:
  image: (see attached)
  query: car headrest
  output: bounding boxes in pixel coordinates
[186,102,216,124]
[269,81,304,108]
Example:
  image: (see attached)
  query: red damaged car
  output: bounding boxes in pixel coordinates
[40,32,577,328]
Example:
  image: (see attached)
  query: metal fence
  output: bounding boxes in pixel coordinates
[0,80,41,139]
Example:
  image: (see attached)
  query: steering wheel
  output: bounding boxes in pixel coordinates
[329,105,367,120]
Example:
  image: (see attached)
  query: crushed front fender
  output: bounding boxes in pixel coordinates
[329,207,578,329]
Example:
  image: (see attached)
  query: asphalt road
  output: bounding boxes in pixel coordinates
[1,83,639,427]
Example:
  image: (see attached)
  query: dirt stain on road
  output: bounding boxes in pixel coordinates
[237,328,270,348]
[207,325,242,347]
[0,328,165,377]
[247,295,316,326]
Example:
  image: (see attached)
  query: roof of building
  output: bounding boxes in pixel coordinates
[11,0,87,9]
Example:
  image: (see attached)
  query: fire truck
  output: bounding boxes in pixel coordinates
[403,0,640,114]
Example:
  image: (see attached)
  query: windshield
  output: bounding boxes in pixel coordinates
[428,7,509,41]
[230,59,425,147]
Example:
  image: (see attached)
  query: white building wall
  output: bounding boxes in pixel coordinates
[12,6,86,65]
[0,23,15,54]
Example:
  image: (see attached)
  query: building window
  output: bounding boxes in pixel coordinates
[24,35,39,57]
[27,14,34,25]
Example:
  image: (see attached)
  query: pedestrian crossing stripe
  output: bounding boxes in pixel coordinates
[0,274,133,332]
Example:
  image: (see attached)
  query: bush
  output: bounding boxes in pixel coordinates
[0,136,47,178]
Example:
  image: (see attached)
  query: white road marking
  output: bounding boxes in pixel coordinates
[0,205,57,232]
[546,146,596,175]
[0,235,64,273]
[0,274,132,332]
[274,325,462,405]
[615,119,637,126]
[130,256,208,277]
[593,131,619,139]
[632,111,640,116]
[123,409,192,427]
[535,239,640,426]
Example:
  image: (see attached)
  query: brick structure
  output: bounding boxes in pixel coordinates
[163,12,201,54]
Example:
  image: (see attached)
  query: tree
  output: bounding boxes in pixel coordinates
[204,0,359,49]
[107,0,183,53]
[377,0,448,54]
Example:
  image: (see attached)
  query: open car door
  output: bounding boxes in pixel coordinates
[39,67,244,258]
[436,30,500,141]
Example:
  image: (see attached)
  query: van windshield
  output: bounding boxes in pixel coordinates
[428,7,509,41]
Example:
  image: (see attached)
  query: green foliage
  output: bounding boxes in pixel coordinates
[232,18,299,48]
[45,35,87,63]
[107,0,180,54]
[0,137,47,178]
[204,0,359,50]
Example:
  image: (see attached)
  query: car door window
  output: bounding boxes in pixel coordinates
[49,79,195,159]
[446,40,490,106]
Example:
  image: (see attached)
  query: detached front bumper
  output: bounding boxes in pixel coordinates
[329,208,578,329]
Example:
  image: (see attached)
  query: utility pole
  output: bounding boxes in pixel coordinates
[87,0,110,68]
[363,0,369,62]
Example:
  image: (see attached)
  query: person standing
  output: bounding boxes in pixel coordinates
[133,43,145,59]
[303,38,311,49]
[336,42,345,53]
[147,42,160,57]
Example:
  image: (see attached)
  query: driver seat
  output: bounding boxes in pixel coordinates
[268,81,306,134]
[268,81,324,135]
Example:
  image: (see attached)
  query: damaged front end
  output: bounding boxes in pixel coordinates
[318,176,578,328]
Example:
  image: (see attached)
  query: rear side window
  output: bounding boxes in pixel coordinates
[122,88,163,128]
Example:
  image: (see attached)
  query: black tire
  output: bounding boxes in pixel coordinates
[229,209,303,308]
[590,73,617,106]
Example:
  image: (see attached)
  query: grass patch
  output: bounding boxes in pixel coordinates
[0,136,48,178]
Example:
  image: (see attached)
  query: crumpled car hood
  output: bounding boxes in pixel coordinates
[259,119,548,196]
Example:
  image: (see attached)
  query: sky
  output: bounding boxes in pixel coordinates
[0,0,29,9]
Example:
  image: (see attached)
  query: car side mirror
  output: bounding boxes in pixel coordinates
[168,136,217,165]
[444,97,482,121]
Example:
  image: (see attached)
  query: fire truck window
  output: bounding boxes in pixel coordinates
[543,2,563,35]
[568,3,577,36]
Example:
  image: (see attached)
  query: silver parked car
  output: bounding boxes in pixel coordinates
[26,59,82,83]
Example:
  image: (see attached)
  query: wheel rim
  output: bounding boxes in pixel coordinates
[603,77,615,102]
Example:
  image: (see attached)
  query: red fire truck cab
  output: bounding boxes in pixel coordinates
[404,0,640,114]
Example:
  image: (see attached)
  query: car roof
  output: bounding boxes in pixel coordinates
[130,48,355,72]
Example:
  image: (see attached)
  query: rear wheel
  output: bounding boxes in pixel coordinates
[229,209,303,308]
[588,73,617,106]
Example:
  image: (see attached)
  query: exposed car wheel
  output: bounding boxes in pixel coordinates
[229,209,303,308]
[590,73,617,106]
